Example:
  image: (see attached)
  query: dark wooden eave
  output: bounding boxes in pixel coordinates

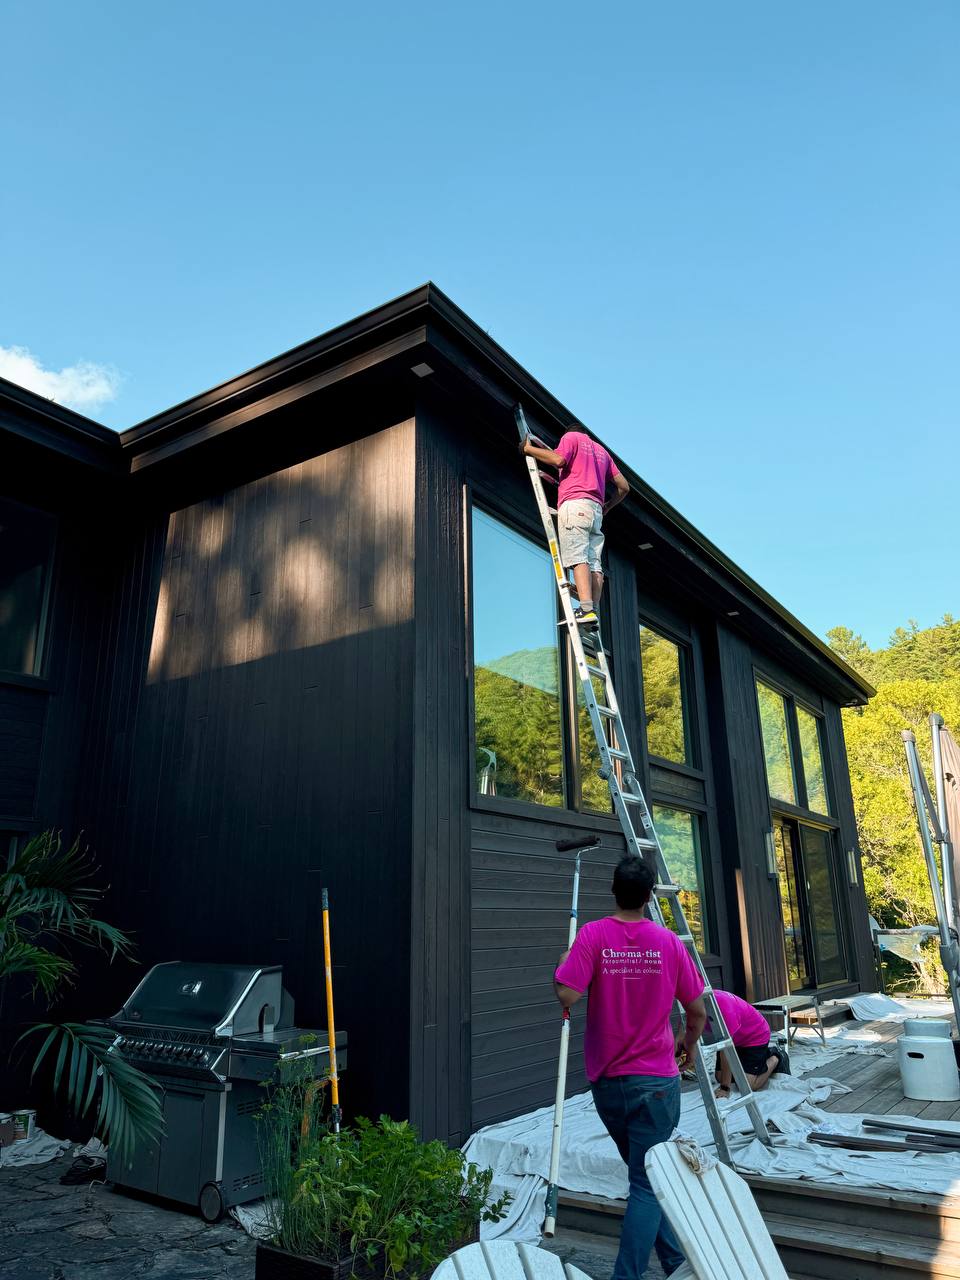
[1,285,874,703]
[0,375,123,474]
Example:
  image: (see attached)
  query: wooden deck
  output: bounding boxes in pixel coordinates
[797,1014,960,1123]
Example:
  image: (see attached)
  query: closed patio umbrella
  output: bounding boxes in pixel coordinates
[937,721,960,924]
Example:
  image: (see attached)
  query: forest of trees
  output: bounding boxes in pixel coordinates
[828,616,960,992]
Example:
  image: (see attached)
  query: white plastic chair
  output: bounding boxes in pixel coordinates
[645,1141,788,1279]
[433,1241,593,1280]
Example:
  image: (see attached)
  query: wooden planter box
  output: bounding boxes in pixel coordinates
[255,1226,479,1280]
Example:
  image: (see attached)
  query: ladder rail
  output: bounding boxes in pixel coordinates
[515,403,771,1164]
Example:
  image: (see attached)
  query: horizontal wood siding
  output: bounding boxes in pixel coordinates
[470,811,626,1128]
[71,420,417,1122]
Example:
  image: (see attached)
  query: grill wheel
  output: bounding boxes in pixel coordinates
[199,1181,224,1223]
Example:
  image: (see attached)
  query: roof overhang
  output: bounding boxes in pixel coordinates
[0,284,874,703]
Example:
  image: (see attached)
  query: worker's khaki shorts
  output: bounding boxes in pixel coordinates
[558,499,604,571]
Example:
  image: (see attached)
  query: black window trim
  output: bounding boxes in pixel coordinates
[754,668,833,822]
[638,613,702,774]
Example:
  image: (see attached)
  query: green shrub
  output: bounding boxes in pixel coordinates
[257,1065,509,1276]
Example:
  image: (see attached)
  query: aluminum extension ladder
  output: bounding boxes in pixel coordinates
[515,404,771,1164]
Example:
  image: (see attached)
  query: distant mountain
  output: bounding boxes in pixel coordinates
[479,646,558,695]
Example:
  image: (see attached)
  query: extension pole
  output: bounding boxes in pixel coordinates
[543,848,582,1238]
[321,888,341,1134]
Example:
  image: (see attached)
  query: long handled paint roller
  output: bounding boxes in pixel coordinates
[322,887,341,1133]
[544,833,601,1238]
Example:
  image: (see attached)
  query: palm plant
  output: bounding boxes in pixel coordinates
[1,831,162,1159]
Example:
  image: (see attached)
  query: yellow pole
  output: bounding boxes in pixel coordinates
[321,888,341,1132]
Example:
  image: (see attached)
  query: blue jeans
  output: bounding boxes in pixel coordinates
[591,1074,686,1280]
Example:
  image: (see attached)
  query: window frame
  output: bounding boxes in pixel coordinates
[638,616,700,771]
[465,487,621,828]
[0,496,57,681]
[754,670,836,824]
[651,801,714,956]
[794,702,832,819]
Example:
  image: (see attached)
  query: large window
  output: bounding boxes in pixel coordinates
[756,681,797,804]
[797,707,830,815]
[472,509,564,806]
[639,624,691,764]
[0,499,55,677]
[653,806,709,953]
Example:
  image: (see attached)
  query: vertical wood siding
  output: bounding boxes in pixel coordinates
[409,401,471,1144]
[72,421,417,1121]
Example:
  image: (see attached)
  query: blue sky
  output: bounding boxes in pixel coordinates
[2,2,957,648]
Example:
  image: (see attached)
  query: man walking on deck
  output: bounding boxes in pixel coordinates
[522,425,630,628]
[554,857,707,1279]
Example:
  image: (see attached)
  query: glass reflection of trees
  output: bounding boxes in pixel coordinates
[472,510,565,807]
[797,708,830,815]
[653,805,708,953]
[756,681,797,804]
[639,625,690,764]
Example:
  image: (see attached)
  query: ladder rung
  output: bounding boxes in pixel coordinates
[620,791,644,804]
[585,663,606,679]
[718,1093,761,1118]
[607,747,630,762]
[597,705,617,719]
[710,1037,735,1052]
[655,882,681,895]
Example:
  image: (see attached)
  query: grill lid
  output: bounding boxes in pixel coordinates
[113,962,284,1035]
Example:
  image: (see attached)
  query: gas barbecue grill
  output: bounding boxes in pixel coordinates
[101,962,346,1221]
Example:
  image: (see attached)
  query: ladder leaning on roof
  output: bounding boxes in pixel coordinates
[514,403,772,1166]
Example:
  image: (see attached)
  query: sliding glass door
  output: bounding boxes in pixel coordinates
[774,818,848,989]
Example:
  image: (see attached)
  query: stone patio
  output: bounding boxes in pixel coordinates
[1,1150,641,1280]
[0,1150,256,1279]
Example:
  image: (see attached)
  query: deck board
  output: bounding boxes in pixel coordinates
[796,1012,960,1121]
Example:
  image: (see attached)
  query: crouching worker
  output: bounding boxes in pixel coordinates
[554,856,706,1280]
[711,989,790,1098]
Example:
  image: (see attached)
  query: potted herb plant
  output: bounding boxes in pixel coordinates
[255,1067,509,1280]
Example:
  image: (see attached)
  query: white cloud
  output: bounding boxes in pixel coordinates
[0,344,121,412]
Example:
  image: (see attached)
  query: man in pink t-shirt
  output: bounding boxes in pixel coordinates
[710,989,789,1099]
[522,425,630,630]
[555,856,706,1280]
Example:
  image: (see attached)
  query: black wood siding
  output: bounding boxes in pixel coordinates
[69,420,418,1123]
[409,402,471,1145]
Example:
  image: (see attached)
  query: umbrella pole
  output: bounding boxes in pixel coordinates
[932,715,957,931]
[322,888,341,1134]
[544,849,582,1239]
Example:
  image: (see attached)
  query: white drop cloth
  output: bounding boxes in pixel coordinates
[232,1198,277,1240]
[843,992,908,1020]
[0,1128,70,1168]
[735,1110,960,1197]
[461,1073,846,1241]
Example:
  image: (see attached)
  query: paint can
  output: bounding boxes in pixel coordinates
[11,1110,37,1143]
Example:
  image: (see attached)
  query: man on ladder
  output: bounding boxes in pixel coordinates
[522,424,629,628]
[555,855,706,1280]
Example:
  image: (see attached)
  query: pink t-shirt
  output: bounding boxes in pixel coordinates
[714,991,772,1048]
[555,917,704,1082]
[556,432,621,506]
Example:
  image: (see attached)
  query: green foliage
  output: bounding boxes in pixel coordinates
[828,618,960,993]
[258,1068,510,1276]
[1,831,162,1158]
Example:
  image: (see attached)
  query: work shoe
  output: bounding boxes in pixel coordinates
[574,607,600,629]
